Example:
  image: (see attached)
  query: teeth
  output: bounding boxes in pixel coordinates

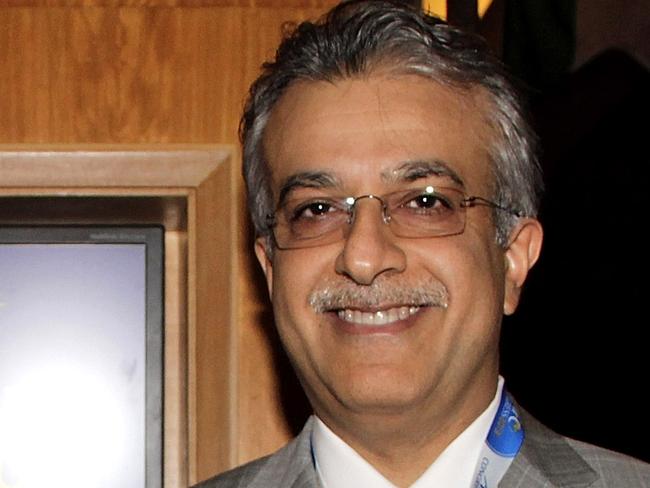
[337,306,420,326]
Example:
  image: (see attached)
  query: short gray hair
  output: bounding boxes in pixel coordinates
[240,0,543,246]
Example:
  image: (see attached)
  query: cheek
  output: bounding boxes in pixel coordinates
[271,249,329,309]
[269,250,332,347]
[417,232,505,329]
[270,263,307,341]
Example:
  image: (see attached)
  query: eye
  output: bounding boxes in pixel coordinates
[402,192,454,213]
[290,200,341,221]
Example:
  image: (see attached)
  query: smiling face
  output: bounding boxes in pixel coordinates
[255,75,541,442]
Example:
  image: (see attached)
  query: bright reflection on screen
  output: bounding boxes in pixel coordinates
[0,244,146,488]
[0,364,126,487]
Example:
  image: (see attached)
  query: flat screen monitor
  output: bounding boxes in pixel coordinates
[0,226,164,488]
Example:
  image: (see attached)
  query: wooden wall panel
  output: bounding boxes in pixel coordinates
[0,1,339,7]
[165,229,190,488]
[0,7,240,143]
[0,5,336,144]
[0,1,338,484]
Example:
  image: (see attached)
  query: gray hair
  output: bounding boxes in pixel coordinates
[240,0,543,247]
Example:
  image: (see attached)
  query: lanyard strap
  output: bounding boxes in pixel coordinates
[472,390,525,488]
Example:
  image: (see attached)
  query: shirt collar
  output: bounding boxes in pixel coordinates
[312,377,504,488]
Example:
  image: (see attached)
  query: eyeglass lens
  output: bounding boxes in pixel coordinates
[273,186,468,249]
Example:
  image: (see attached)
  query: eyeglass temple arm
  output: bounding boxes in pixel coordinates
[462,196,524,218]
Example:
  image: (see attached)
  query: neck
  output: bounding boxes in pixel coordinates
[314,377,499,487]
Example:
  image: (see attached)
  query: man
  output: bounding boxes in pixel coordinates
[197,1,650,486]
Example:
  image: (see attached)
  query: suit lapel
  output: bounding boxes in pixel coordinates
[290,467,322,488]
[499,408,598,488]
[267,416,322,488]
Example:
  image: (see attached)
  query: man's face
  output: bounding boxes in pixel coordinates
[255,75,541,430]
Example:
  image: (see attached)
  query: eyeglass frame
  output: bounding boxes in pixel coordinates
[265,185,523,250]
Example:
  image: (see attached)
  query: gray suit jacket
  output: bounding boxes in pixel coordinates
[194,411,650,487]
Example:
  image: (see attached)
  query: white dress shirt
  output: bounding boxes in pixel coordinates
[312,377,505,488]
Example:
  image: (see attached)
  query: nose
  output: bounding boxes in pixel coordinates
[334,197,407,285]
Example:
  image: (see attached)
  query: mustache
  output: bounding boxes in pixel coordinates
[308,277,449,312]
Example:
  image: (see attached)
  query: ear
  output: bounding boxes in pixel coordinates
[503,218,543,315]
[254,236,274,296]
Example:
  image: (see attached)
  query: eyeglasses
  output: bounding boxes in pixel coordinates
[266,185,522,250]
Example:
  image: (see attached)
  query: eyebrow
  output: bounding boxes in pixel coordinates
[277,171,340,207]
[276,159,465,206]
[382,160,465,188]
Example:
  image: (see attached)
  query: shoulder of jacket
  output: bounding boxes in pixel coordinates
[192,455,275,488]
[191,417,317,488]
[564,437,650,487]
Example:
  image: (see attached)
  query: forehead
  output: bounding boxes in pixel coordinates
[263,75,494,194]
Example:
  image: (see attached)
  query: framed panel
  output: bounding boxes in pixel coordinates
[0,145,238,487]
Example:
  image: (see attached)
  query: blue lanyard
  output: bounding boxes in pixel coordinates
[472,390,525,488]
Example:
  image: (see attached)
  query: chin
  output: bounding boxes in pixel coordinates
[330,368,433,415]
